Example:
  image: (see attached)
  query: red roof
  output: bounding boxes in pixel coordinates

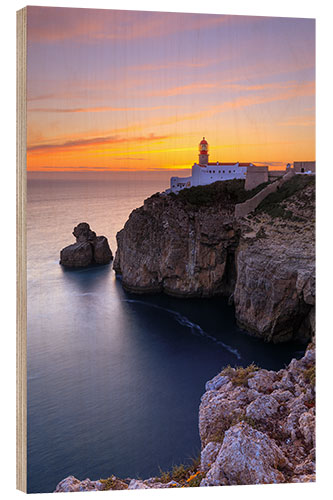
[205,162,256,167]
[207,162,236,166]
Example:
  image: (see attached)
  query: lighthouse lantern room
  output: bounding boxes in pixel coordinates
[199,137,209,165]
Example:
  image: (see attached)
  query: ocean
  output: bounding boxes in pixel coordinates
[27,174,306,493]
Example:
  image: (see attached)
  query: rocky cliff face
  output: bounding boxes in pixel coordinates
[114,177,315,342]
[233,230,314,343]
[55,341,315,491]
[233,178,315,342]
[114,193,239,297]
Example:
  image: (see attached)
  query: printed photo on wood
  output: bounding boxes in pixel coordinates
[17,5,315,494]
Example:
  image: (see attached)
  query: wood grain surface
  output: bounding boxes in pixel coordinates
[16,6,27,493]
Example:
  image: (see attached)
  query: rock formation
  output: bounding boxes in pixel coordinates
[60,222,113,268]
[55,341,315,491]
[199,341,315,486]
[114,177,315,342]
[233,178,315,342]
[55,476,104,492]
[113,193,239,297]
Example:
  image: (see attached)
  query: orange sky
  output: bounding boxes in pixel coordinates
[27,7,315,172]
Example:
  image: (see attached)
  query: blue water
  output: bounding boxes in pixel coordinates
[27,175,306,493]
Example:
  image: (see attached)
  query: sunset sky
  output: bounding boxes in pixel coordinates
[27,6,315,173]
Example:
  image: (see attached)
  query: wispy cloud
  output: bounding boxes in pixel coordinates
[27,93,61,102]
[113,157,145,161]
[253,161,286,167]
[148,82,219,98]
[28,104,181,113]
[145,79,314,99]
[276,115,315,127]
[139,80,315,128]
[27,74,151,102]
[221,80,311,92]
[27,7,229,44]
[129,55,230,72]
[27,132,170,153]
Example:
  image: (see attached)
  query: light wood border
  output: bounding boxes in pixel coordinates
[16,7,27,493]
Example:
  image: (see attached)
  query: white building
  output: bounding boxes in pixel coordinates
[169,138,254,193]
[292,161,316,175]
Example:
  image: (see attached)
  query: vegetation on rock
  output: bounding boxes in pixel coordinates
[158,456,202,486]
[255,175,315,220]
[220,363,259,387]
[169,179,270,208]
[303,365,315,387]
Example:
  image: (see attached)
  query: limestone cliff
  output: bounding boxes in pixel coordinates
[114,177,315,342]
[233,176,315,342]
[55,341,315,491]
[113,191,239,297]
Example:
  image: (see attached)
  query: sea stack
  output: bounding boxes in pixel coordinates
[60,222,113,268]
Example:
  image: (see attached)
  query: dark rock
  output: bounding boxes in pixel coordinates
[73,222,96,243]
[60,222,113,268]
[113,195,239,297]
[93,236,113,265]
[60,241,93,268]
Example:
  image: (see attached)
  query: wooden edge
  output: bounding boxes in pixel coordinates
[16,6,27,493]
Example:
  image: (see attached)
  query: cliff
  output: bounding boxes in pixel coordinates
[113,191,239,297]
[55,341,315,491]
[114,176,315,342]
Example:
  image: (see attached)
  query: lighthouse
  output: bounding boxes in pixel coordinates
[199,137,209,165]
[169,137,264,193]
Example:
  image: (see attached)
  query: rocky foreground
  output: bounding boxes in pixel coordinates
[114,176,315,343]
[55,341,315,491]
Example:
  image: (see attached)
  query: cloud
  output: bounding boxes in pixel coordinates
[221,81,309,92]
[29,164,143,172]
[27,93,61,102]
[144,78,314,99]
[148,82,219,98]
[27,7,229,44]
[252,161,286,167]
[129,55,230,73]
[27,73,152,102]
[27,133,170,153]
[113,157,145,161]
[138,80,315,129]
[276,115,315,127]
[28,104,181,113]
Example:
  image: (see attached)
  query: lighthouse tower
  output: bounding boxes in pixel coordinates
[199,137,209,165]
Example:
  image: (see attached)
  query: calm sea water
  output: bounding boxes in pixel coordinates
[27,175,306,493]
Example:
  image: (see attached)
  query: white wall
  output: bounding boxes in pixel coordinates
[170,163,247,192]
